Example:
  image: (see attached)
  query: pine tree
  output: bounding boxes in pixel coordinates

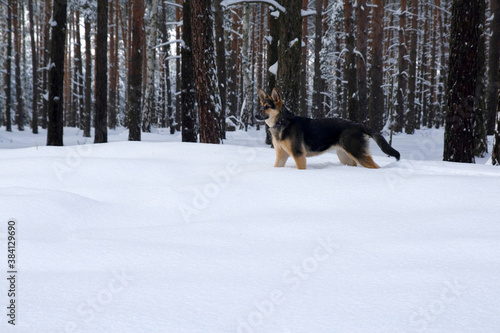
[83,13,92,138]
[127,0,145,141]
[95,0,108,143]
[191,0,220,143]
[486,0,500,135]
[443,0,483,163]
[406,0,419,134]
[277,0,302,114]
[47,0,67,146]
[13,0,24,131]
[356,0,368,123]
[344,0,358,122]
[4,1,13,132]
[395,0,407,132]
[312,0,325,119]
[143,0,160,133]
[27,0,38,134]
[181,0,197,142]
[369,0,385,132]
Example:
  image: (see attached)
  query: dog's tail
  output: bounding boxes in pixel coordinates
[362,125,401,161]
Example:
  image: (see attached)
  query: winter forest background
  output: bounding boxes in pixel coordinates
[1,0,500,163]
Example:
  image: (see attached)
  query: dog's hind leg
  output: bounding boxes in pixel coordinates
[336,148,357,167]
[274,148,290,167]
[353,154,380,169]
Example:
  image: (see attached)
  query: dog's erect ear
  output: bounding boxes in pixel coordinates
[257,88,269,103]
[271,89,281,104]
[271,88,283,109]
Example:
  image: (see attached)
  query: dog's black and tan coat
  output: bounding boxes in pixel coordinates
[257,88,400,169]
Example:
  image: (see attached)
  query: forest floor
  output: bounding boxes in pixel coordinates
[1,126,499,332]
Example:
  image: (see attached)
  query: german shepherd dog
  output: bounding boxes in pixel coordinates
[256,88,400,169]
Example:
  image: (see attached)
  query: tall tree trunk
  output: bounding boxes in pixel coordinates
[486,0,500,135]
[41,0,52,129]
[13,0,24,131]
[395,0,407,132]
[191,0,220,144]
[492,97,500,165]
[181,0,197,142]
[344,0,358,122]
[241,4,253,130]
[474,0,488,157]
[4,1,13,132]
[406,0,418,134]
[420,0,429,128]
[108,0,118,130]
[301,0,309,117]
[143,0,160,133]
[47,0,67,146]
[443,0,483,163]
[214,0,227,138]
[266,6,279,144]
[83,16,91,138]
[128,0,145,141]
[74,11,84,132]
[369,0,385,131]
[95,0,108,143]
[277,0,302,114]
[356,0,368,123]
[312,0,325,119]
[28,0,38,134]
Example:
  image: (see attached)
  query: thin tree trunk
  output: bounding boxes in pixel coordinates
[395,0,407,132]
[241,4,253,130]
[108,0,118,130]
[369,0,385,131]
[13,0,24,131]
[143,0,160,133]
[486,0,500,135]
[41,0,51,129]
[214,0,227,138]
[443,0,482,163]
[312,0,325,119]
[83,15,92,138]
[47,0,67,146]
[95,0,108,143]
[301,0,309,117]
[277,0,302,114]
[74,11,84,132]
[406,0,418,134]
[344,0,358,122]
[4,1,13,132]
[181,0,197,142]
[28,0,38,133]
[356,0,368,123]
[191,0,220,144]
[128,0,145,141]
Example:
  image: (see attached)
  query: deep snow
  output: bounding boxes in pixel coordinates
[0,126,499,333]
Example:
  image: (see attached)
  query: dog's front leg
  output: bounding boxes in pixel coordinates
[274,148,289,167]
[293,154,307,170]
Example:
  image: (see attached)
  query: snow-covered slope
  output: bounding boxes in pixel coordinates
[1,127,499,332]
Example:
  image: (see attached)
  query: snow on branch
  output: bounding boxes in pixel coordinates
[301,9,316,17]
[221,0,286,13]
[153,39,185,49]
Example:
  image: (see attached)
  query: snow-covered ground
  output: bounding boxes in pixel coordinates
[1,126,499,333]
